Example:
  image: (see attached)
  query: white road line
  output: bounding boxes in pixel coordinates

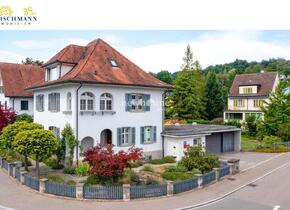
[272,205,280,210]
[174,160,290,210]
[0,204,16,210]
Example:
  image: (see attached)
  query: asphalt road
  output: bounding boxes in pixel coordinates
[194,164,290,210]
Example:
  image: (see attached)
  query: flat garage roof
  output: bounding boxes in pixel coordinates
[162,124,240,137]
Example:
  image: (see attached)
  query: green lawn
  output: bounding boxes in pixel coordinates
[241,135,262,151]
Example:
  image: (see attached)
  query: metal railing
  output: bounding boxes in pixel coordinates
[202,171,216,185]
[219,166,230,178]
[173,177,198,194]
[24,175,40,191]
[45,181,76,198]
[130,184,167,199]
[84,185,123,199]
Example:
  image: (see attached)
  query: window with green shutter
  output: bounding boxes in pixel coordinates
[117,127,136,146]
[125,93,151,112]
[140,126,157,144]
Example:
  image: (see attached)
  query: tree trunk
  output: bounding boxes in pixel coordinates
[24,155,28,171]
[35,157,40,178]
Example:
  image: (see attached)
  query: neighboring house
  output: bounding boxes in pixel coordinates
[0,63,44,115]
[27,39,173,160]
[224,71,279,122]
[162,124,241,161]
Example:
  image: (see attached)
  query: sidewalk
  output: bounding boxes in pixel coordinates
[0,152,290,210]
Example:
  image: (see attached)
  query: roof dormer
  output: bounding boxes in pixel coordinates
[238,85,259,94]
[45,62,74,81]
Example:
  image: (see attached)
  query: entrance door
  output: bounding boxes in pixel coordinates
[100,129,112,146]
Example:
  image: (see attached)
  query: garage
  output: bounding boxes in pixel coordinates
[206,133,222,154]
[162,124,241,160]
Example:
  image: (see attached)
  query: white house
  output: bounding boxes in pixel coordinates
[224,71,279,121]
[0,62,44,116]
[27,39,173,160]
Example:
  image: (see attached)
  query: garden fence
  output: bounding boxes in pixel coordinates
[84,185,123,199]
[24,175,40,191]
[173,177,198,194]
[219,165,230,178]
[45,181,76,198]
[130,184,167,199]
[15,167,21,181]
[9,164,13,176]
[2,159,8,171]
[202,171,216,185]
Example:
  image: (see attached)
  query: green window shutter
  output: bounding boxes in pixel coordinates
[48,94,52,111]
[144,94,151,111]
[125,94,131,112]
[153,126,157,143]
[131,127,136,145]
[140,127,145,144]
[56,93,60,112]
[117,128,122,146]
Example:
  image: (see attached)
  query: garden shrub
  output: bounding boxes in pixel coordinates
[166,165,188,173]
[263,136,282,148]
[148,159,165,164]
[179,146,219,173]
[143,164,154,172]
[75,162,90,176]
[46,174,65,183]
[161,172,195,181]
[254,146,290,153]
[129,160,144,168]
[163,156,176,163]
[223,120,241,128]
[120,168,140,184]
[16,114,33,123]
[86,175,98,185]
[63,167,76,174]
[146,177,159,185]
[245,115,257,136]
[44,157,64,169]
[66,180,76,185]
[86,174,121,186]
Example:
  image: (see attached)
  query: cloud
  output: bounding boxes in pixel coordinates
[119,31,290,73]
[101,34,118,45]
[0,50,25,63]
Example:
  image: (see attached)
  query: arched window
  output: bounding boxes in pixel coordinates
[67,92,72,111]
[81,137,94,152]
[100,93,112,111]
[80,92,94,111]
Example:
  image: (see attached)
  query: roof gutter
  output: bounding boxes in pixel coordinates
[75,82,83,165]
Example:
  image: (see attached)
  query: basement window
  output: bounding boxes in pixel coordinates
[109,59,118,67]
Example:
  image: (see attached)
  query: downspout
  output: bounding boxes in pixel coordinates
[162,90,167,158]
[76,83,83,165]
[12,97,15,111]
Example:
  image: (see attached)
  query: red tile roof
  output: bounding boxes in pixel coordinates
[0,62,45,97]
[228,72,278,97]
[29,39,173,89]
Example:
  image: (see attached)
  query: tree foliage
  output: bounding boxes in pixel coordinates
[179,146,219,173]
[245,115,258,136]
[259,80,290,141]
[82,144,142,177]
[150,70,173,84]
[16,113,33,123]
[0,105,16,133]
[61,124,78,167]
[21,57,44,66]
[205,71,224,119]
[14,129,58,176]
[168,45,206,120]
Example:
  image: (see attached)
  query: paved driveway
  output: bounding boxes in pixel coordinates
[219,152,281,171]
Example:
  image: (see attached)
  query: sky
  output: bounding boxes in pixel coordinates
[1,30,290,73]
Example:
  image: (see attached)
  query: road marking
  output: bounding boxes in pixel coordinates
[241,153,286,172]
[174,160,290,210]
[273,205,280,210]
[0,204,16,210]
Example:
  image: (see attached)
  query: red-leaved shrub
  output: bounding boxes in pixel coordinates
[0,105,16,133]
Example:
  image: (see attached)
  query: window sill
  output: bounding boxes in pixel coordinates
[96,110,116,115]
[118,144,133,147]
[80,110,96,115]
[142,141,154,145]
[63,110,72,115]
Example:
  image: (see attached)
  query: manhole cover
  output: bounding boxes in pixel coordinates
[248,183,257,187]
[227,177,236,181]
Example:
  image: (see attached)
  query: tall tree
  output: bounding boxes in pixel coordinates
[150,70,173,84]
[205,71,224,120]
[22,58,44,66]
[169,46,206,120]
[61,124,78,167]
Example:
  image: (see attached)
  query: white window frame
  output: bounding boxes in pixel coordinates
[131,94,144,111]
[36,94,44,112]
[48,93,60,112]
[20,100,29,111]
[100,93,113,111]
[144,126,153,143]
[67,92,72,111]
[80,92,94,111]
[121,127,130,145]
[193,138,202,146]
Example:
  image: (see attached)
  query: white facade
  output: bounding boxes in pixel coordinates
[33,83,165,160]
[164,135,206,161]
[0,78,34,115]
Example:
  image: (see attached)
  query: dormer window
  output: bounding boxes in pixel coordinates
[109,59,118,67]
[46,66,60,81]
[243,87,253,94]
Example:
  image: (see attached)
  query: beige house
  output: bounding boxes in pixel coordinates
[224,71,279,121]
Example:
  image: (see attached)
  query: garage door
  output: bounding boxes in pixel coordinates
[205,133,221,154]
[222,132,234,152]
